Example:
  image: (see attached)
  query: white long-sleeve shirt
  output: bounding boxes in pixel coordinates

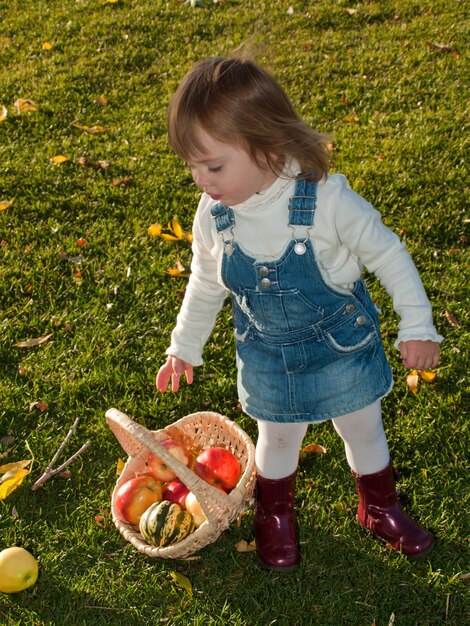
[167,172,443,366]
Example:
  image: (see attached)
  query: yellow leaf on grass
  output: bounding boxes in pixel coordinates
[0,200,13,211]
[148,223,162,238]
[0,469,29,499]
[169,571,193,595]
[406,370,419,394]
[42,42,53,50]
[15,99,38,113]
[302,443,327,454]
[160,233,181,241]
[419,370,437,383]
[166,260,190,278]
[73,124,110,134]
[15,333,53,348]
[0,461,31,500]
[0,460,32,475]
[116,458,125,476]
[0,105,7,122]
[154,216,193,242]
[235,539,257,553]
[406,369,437,394]
[170,217,184,239]
[51,155,69,164]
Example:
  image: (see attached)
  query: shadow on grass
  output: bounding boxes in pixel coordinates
[0,513,467,626]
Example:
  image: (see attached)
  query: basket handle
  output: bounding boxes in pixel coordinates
[105,408,235,522]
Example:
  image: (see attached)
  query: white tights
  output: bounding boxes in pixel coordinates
[255,400,390,479]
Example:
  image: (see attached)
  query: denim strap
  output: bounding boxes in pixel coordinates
[210,202,235,233]
[288,177,317,226]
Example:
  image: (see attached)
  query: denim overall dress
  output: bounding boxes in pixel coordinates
[210,177,393,423]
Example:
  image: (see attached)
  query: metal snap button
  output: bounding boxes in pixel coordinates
[225,243,234,256]
[345,303,356,314]
[259,266,270,277]
[356,315,367,325]
[260,278,272,289]
[294,242,307,255]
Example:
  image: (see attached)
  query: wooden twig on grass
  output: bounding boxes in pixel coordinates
[31,417,91,491]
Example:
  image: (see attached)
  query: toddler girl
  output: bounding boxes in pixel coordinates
[156,57,442,571]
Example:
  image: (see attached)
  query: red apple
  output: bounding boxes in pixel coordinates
[193,446,241,491]
[145,439,190,482]
[162,479,190,508]
[114,474,163,526]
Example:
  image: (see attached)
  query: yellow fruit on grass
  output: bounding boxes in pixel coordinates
[0,547,39,593]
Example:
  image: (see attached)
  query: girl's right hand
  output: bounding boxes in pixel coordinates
[156,355,194,393]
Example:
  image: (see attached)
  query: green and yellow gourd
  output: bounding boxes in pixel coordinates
[139,500,194,547]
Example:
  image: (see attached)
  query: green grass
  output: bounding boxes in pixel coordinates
[0,0,468,624]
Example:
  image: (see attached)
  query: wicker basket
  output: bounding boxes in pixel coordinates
[105,407,257,559]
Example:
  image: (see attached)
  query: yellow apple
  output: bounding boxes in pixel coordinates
[185,492,207,528]
[0,547,39,593]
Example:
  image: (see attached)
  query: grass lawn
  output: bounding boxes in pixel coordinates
[0,0,468,624]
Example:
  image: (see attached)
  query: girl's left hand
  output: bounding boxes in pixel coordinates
[399,340,440,370]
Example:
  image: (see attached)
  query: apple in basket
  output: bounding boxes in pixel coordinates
[185,485,227,528]
[114,474,163,526]
[163,479,190,508]
[145,439,190,482]
[185,492,206,528]
[193,446,241,492]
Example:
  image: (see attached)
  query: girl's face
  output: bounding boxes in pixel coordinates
[187,130,278,206]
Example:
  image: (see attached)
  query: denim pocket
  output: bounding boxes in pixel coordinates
[244,288,323,333]
[322,311,377,355]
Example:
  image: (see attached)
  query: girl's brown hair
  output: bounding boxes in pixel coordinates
[167,57,330,182]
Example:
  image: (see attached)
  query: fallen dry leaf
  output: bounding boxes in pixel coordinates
[0,469,29,499]
[0,200,13,211]
[78,156,110,170]
[0,434,15,446]
[29,401,48,412]
[15,333,53,348]
[15,99,38,113]
[0,105,7,122]
[152,216,193,243]
[116,458,125,476]
[406,370,419,394]
[426,41,453,53]
[0,460,32,475]
[76,238,87,247]
[444,310,460,328]
[112,176,133,187]
[94,96,108,106]
[169,571,193,595]
[51,155,69,164]
[73,123,110,134]
[419,370,437,383]
[166,260,190,278]
[42,42,53,50]
[344,110,359,124]
[148,223,162,238]
[235,539,257,553]
[0,460,32,500]
[302,443,327,454]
